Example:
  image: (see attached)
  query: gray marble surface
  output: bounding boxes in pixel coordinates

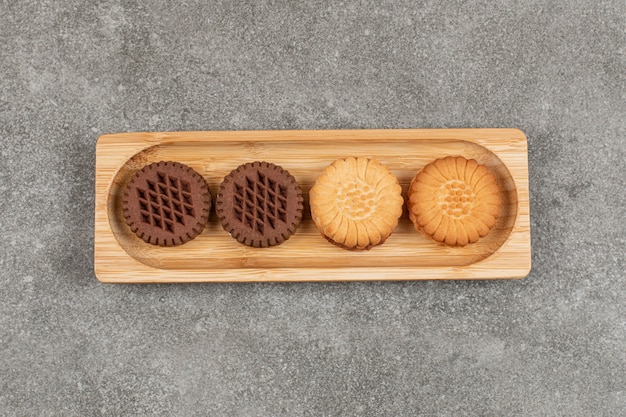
[1,1,624,415]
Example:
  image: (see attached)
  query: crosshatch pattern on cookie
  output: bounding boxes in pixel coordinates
[136,172,196,234]
[232,171,288,234]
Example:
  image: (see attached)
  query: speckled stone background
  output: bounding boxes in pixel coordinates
[1,1,624,415]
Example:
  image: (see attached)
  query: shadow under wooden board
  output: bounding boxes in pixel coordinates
[95,129,531,283]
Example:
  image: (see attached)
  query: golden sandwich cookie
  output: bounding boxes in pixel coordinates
[310,157,403,250]
[407,156,502,246]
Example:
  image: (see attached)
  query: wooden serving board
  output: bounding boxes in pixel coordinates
[95,129,530,283]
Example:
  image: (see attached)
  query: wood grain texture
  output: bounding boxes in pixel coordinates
[95,129,531,283]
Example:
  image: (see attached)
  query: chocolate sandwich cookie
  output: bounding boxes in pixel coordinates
[216,162,303,247]
[123,161,211,246]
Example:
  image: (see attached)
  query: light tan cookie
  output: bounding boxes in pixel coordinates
[310,157,403,250]
[407,156,502,246]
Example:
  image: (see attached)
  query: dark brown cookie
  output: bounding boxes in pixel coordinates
[123,161,211,246]
[216,162,303,247]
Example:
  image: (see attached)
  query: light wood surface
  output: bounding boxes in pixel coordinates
[95,129,531,282]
